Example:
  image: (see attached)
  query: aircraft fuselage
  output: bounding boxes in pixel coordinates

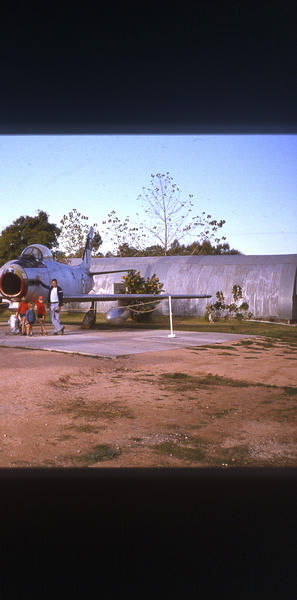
[0,257,94,303]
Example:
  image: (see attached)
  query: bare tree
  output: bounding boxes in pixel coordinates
[101,172,227,256]
[136,172,226,255]
[101,211,146,256]
[59,209,102,258]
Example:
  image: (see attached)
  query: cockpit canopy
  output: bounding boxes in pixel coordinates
[20,244,53,261]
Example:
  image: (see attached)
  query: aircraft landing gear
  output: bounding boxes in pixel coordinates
[81,302,97,329]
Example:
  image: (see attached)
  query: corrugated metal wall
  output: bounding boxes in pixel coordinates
[69,255,297,320]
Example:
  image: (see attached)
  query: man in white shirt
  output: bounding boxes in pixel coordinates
[49,279,64,335]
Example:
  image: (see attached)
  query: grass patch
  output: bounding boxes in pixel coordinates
[191,344,237,351]
[254,342,276,349]
[152,441,206,462]
[191,348,209,352]
[211,408,235,418]
[67,424,103,433]
[203,344,239,351]
[234,338,283,350]
[215,345,238,351]
[53,398,134,421]
[283,387,297,396]
[2,311,296,342]
[158,372,293,396]
[265,405,297,422]
[245,350,262,353]
[160,372,251,388]
[209,444,251,465]
[137,373,155,377]
[50,374,95,390]
[56,434,74,441]
[161,372,189,380]
[73,444,121,465]
[186,423,208,431]
[35,459,58,467]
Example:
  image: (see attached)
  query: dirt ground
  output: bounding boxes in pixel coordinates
[0,336,296,468]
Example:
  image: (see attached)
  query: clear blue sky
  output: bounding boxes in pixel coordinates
[0,134,296,255]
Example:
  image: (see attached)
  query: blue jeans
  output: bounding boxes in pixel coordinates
[50,303,63,333]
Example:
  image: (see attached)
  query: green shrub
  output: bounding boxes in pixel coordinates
[206,285,252,322]
[121,270,164,321]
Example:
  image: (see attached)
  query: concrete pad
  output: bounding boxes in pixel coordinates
[0,325,255,357]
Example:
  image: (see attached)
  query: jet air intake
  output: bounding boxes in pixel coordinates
[0,265,28,299]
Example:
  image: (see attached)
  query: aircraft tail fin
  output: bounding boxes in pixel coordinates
[83,227,94,271]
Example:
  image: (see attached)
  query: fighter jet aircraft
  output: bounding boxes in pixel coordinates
[0,228,211,324]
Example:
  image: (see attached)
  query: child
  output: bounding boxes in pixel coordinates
[8,313,21,334]
[32,295,47,336]
[16,300,29,335]
[25,302,36,336]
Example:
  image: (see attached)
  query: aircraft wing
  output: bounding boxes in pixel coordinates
[89,270,132,275]
[63,293,211,303]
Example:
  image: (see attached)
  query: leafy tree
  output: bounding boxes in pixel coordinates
[139,244,165,257]
[0,211,60,264]
[166,239,241,255]
[115,243,139,257]
[104,239,240,257]
[109,242,165,257]
[59,208,102,258]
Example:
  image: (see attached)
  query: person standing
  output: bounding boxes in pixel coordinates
[32,294,47,336]
[25,302,36,336]
[48,279,64,335]
[16,300,29,335]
